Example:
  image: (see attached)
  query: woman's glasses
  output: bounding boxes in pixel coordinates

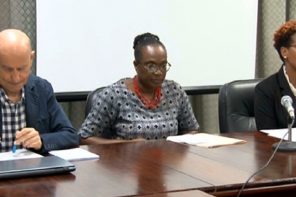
[142,62,171,73]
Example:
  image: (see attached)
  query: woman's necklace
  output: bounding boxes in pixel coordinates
[133,76,161,109]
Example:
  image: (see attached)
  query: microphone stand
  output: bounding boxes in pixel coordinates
[272,117,296,152]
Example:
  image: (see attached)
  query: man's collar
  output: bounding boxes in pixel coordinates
[0,87,25,104]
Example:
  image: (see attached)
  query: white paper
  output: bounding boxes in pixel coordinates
[49,147,99,161]
[167,133,246,148]
[260,128,296,141]
[0,149,43,161]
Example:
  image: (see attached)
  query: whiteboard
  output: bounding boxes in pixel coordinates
[36,0,258,93]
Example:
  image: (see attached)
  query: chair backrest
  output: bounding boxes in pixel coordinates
[85,87,105,117]
[218,79,262,133]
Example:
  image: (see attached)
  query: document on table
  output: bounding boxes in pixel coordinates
[260,128,296,141]
[0,149,43,161]
[49,147,99,161]
[167,133,246,148]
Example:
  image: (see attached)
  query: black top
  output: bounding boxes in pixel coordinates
[254,66,296,130]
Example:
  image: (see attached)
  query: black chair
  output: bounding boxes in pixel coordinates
[218,79,262,133]
[85,87,105,117]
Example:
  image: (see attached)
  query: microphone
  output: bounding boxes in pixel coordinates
[281,95,295,119]
[272,95,296,152]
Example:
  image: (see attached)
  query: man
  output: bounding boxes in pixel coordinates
[0,29,79,153]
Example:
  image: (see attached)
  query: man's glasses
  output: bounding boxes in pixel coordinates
[141,62,171,73]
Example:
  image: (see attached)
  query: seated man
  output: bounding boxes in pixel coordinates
[0,29,79,153]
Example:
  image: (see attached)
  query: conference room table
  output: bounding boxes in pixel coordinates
[1,131,296,197]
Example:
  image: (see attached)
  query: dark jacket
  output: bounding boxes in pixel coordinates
[254,66,296,130]
[0,75,79,153]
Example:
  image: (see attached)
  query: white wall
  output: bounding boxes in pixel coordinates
[36,0,258,93]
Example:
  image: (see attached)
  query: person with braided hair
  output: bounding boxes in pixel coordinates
[79,32,199,144]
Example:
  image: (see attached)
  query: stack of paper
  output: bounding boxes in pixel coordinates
[0,149,43,161]
[167,133,246,148]
[49,148,99,161]
[260,129,294,141]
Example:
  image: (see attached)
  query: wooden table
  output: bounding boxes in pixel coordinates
[0,131,296,197]
[207,131,296,196]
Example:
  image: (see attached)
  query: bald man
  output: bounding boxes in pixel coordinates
[0,29,79,153]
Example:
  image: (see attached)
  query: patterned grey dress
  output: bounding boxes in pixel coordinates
[78,78,199,140]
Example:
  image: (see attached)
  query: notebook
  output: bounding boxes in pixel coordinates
[0,155,76,179]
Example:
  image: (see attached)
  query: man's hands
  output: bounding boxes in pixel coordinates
[15,128,42,150]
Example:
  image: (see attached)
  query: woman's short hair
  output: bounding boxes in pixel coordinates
[273,20,296,61]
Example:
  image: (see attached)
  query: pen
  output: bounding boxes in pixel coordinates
[12,142,17,153]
